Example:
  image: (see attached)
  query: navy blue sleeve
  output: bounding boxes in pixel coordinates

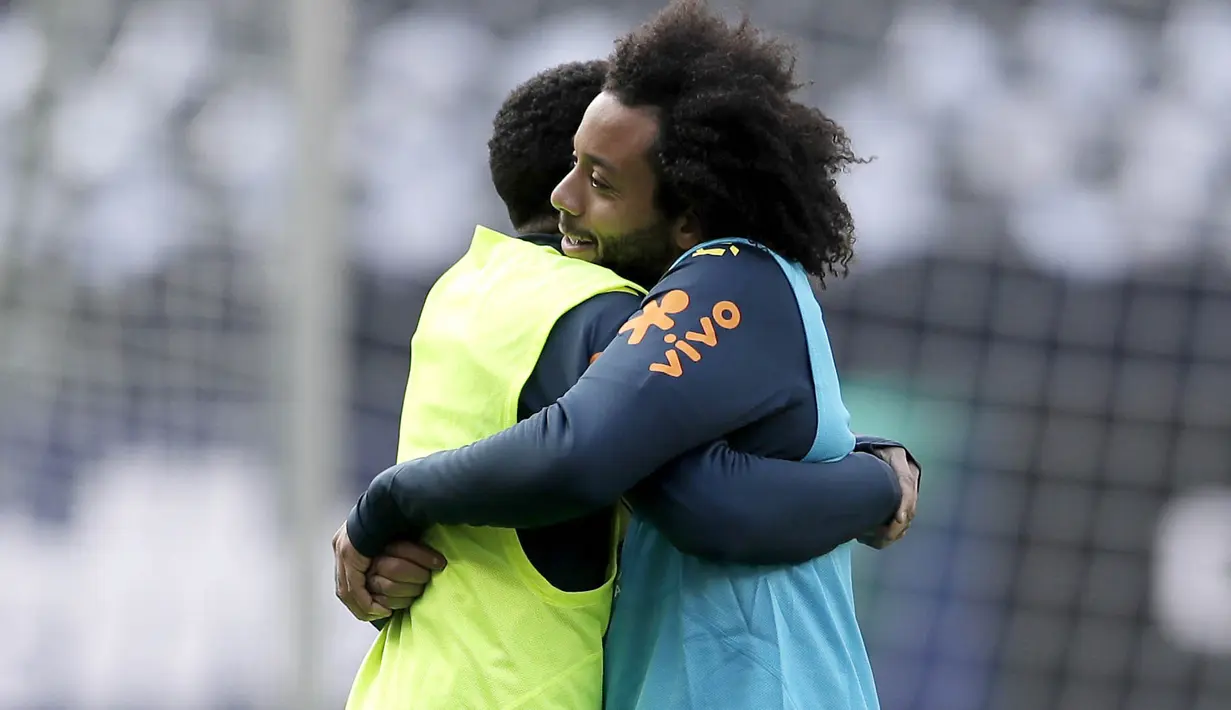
[518,291,644,414]
[527,293,913,565]
[526,296,916,565]
[630,444,902,565]
[346,249,805,556]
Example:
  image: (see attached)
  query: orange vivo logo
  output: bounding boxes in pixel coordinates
[619,289,742,377]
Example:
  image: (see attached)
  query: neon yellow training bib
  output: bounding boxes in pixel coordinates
[346,226,645,710]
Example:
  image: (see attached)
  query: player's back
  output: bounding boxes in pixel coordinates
[347,226,644,710]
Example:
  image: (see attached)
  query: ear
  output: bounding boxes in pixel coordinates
[671,209,702,251]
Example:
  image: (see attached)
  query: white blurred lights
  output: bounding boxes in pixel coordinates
[831,87,942,267]
[1162,0,1231,120]
[0,11,46,120]
[109,0,215,113]
[50,72,155,187]
[1154,489,1231,655]
[835,3,1231,280]
[884,4,1001,121]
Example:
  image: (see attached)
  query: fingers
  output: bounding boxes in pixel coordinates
[895,487,916,525]
[333,525,391,622]
[877,496,916,547]
[884,517,909,543]
[380,541,447,573]
[882,448,919,527]
[369,553,436,586]
[859,446,921,551]
[335,556,368,620]
[347,563,391,621]
[364,542,443,609]
[884,448,911,479]
[367,573,426,600]
[899,470,919,523]
[902,484,919,525]
[867,453,921,550]
[862,525,897,550]
[372,593,417,611]
[335,552,371,620]
[340,541,443,620]
[333,528,360,617]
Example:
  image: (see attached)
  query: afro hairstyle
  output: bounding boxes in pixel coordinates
[604,0,865,281]
[488,60,609,231]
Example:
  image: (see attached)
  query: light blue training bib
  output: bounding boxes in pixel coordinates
[604,238,878,710]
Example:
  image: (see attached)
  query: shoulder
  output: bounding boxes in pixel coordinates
[523,290,643,413]
[606,244,805,380]
[558,291,644,352]
[655,241,785,294]
[631,243,799,341]
[541,290,642,373]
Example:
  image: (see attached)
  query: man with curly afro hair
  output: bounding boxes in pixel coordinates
[339,4,924,707]
[552,5,864,286]
[338,52,917,710]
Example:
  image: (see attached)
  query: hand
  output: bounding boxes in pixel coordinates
[862,446,920,549]
[366,540,446,610]
[333,523,391,622]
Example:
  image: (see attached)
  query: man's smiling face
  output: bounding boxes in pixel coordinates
[550,91,688,288]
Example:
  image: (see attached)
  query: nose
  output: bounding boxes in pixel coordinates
[551,171,581,217]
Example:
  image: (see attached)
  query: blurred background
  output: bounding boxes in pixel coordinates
[1,0,1229,708]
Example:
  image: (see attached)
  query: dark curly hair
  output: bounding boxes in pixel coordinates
[488,60,608,231]
[604,0,864,281]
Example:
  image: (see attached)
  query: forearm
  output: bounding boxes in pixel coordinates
[631,446,901,566]
[347,396,670,557]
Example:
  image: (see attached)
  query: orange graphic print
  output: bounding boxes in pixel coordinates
[619,290,690,344]
[712,301,741,329]
[626,296,743,378]
[684,317,717,347]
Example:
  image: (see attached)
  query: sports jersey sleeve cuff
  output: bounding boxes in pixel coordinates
[346,475,401,558]
[853,435,902,450]
[854,435,922,492]
[346,500,382,559]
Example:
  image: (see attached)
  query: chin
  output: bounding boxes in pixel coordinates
[565,248,598,263]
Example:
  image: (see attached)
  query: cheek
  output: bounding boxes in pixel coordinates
[587,206,624,239]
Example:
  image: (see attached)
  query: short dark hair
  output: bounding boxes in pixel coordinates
[488,60,608,230]
[604,0,864,281]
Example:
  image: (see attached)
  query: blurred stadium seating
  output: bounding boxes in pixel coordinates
[0,0,1228,708]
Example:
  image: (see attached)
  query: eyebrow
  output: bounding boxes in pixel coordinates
[580,151,616,173]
